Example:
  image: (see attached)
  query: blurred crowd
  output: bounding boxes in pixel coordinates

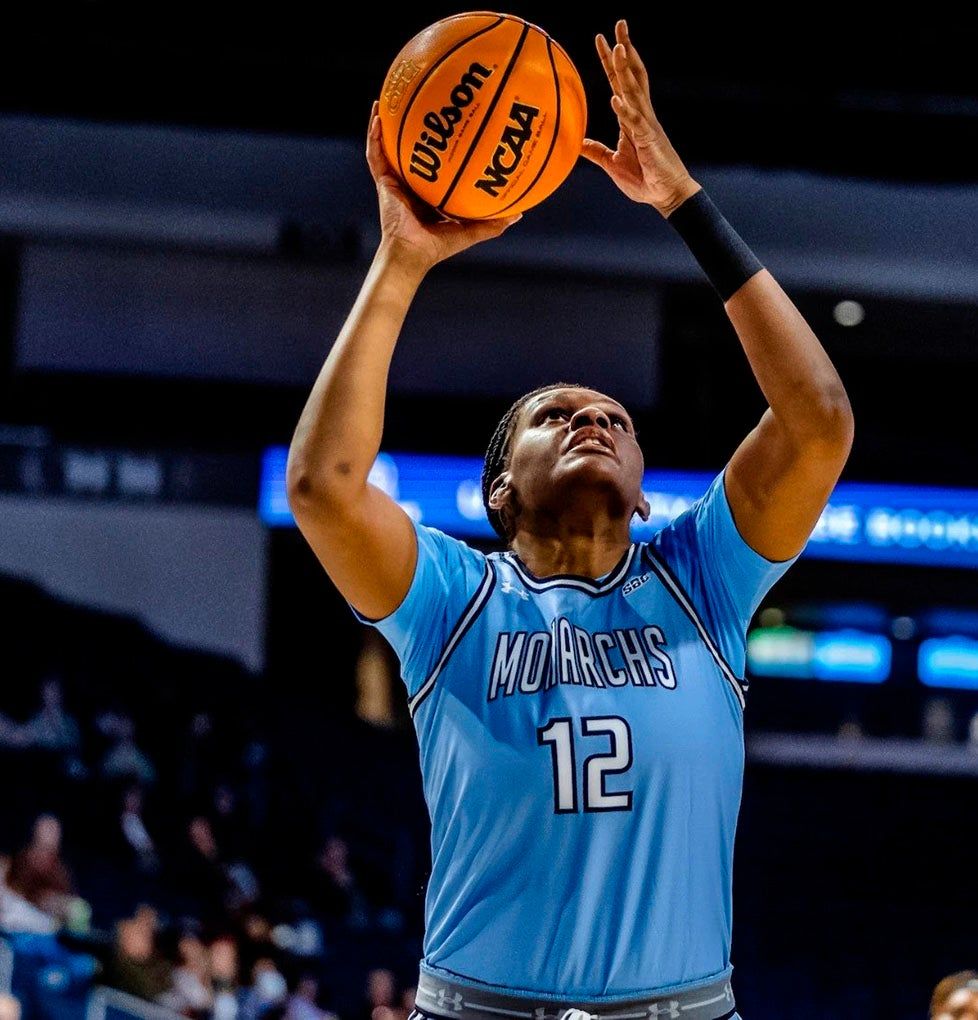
[0,638,427,1020]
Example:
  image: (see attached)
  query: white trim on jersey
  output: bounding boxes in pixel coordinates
[408,562,497,718]
[642,545,747,710]
[501,544,638,595]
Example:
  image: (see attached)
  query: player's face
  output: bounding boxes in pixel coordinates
[492,387,649,529]
[936,988,978,1020]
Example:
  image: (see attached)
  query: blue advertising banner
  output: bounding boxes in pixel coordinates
[261,448,978,570]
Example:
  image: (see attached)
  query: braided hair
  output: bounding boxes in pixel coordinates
[481,381,589,544]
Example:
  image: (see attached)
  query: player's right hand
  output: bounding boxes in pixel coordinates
[366,100,522,273]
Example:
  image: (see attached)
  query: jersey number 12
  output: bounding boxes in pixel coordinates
[537,716,633,813]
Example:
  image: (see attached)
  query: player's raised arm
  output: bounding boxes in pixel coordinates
[286,101,521,620]
[583,20,854,562]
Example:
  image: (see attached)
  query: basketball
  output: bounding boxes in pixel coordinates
[378,12,587,220]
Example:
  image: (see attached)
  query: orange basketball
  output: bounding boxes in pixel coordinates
[378,12,587,220]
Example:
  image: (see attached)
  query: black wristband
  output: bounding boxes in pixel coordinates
[666,187,764,302]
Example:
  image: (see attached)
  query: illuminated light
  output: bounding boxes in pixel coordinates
[63,450,111,494]
[919,636,978,689]
[866,509,896,544]
[456,479,485,520]
[897,510,923,547]
[117,454,164,497]
[400,501,422,521]
[833,300,865,327]
[923,512,951,549]
[809,504,860,544]
[947,517,972,546]
[646,491,694,527]
[747,627,815,678]
[367,453,400,498]
[812,629,891,682]
[259,447,293,523]
[891,616,916,641]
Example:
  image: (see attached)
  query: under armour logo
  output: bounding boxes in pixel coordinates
[558,1010,594,1020]
[501,579,529,600]
[646,1003,680,1019]
[436,990,464,1012]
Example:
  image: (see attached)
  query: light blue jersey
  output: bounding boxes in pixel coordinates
[348,467,800,1000]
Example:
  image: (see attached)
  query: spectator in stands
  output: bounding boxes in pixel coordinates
[98,712,156,785]
[236,910,280,987]
[20,677,81,753]
[308,836,369,930]
[103,906,173,1004]
[284,975,338,1020]
[117,783,160,876]
[5,814,76,924]
[0,676,84,780]
[356,968,397,1020]
[172,814,261,925]
[173,816,235,924]
[210,937,243,1020]
[239,957,289,1020]
[370,978,412,1020]
[158,930,214,1018]
[0,851,57,934]
[932,971,978,1019]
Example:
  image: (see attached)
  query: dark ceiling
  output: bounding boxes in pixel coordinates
[6,3,976,183]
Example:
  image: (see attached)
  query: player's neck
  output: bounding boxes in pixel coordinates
[510,524,632,580]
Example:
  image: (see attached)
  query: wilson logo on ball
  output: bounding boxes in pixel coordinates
[409,62,493,183]
[379,13,586,219]
[474,101,539,197]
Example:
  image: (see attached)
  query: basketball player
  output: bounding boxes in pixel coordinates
[286,20,853,1020]
[932,972,978,1020]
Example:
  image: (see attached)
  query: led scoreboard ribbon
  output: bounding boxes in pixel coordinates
[260,448,978,570]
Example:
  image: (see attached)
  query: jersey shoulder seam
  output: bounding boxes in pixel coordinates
[408,558,497,718]
[641,542,748,707]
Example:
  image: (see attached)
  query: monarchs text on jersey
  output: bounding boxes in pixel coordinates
[348,468,799,1000]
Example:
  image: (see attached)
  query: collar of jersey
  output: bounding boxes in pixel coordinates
[500,542,638,594]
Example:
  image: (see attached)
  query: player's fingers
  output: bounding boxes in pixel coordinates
[447,213,523,244]
[580,138,615,169]
[611,94,654,149]
[595,33,622,97]
[612,45,659,127]
[611,43,644,94]
[486,212,524,235]
[612,42,645,103]
[366,110,394,182]
[618,20,650,88]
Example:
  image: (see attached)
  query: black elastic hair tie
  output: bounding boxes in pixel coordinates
[666,187,764,302]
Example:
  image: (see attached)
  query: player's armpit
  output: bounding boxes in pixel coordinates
[724,405,854,563]
[288,481,418,622]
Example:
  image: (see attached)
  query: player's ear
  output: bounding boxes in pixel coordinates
[487,471,512,511]
[636,490,650,522]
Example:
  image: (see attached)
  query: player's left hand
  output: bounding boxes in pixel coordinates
[582,20,701,217]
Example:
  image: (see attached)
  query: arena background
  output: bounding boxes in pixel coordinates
[1,5,976,1018]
